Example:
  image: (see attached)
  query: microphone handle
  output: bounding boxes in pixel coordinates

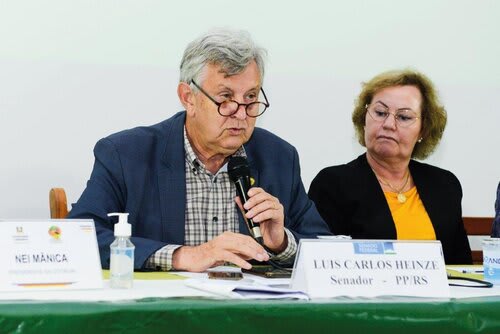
[234,178,263,243]
[234,176,290,269]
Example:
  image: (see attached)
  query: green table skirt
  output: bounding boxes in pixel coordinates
[1,297,500,333]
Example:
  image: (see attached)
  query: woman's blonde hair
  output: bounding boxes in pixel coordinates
[352,69,447,160]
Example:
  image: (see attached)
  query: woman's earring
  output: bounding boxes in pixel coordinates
[418,137,423,143]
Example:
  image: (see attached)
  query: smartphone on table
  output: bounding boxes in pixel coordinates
[242,265,292,278]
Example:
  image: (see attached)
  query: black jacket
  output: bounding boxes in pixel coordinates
[308,154,472,264]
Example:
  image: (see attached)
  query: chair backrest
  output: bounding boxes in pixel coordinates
[49,188,68,219]
[463,217,493,264]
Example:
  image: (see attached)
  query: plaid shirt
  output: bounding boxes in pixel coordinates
[145,127,296,270]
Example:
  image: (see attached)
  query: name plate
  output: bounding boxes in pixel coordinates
[0,220,103,291]
[291,239,449,299]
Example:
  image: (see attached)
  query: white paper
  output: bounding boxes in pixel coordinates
[184,278,308,300]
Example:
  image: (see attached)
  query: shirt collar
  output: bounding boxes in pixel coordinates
[183,126,247,173]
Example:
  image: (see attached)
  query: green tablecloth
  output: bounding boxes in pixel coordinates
[1,297,500,333]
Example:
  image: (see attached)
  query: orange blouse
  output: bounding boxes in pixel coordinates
[384,186,436,240]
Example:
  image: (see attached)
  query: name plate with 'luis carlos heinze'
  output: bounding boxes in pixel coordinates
[0,220,102,291]
[291,239,449,299]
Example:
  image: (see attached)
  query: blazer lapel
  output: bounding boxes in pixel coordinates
[410,160,444,239]
[357,154,397,238]
[158,113,187,244]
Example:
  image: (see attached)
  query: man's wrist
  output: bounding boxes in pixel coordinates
[267,231,288,254]
[270,228,297,262]
[172,246,186,270]
[145,244,181,271]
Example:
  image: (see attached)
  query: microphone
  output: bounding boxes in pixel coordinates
[228,156,263,244]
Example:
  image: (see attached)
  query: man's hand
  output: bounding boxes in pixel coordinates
[235,187,287,254]
[172,231,269,272]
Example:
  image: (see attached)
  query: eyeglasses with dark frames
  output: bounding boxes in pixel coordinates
[191,80,270,117]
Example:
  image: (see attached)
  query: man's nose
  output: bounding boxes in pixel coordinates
[232,104,248,120]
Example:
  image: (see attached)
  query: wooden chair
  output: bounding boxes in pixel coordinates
[49,188,68,219]
[463,217,494,264]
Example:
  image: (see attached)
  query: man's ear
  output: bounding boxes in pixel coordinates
[178,82,195,113]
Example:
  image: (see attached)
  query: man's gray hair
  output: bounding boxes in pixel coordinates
[179,28,266,85]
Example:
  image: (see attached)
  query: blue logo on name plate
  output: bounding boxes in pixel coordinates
[354,242,396,255]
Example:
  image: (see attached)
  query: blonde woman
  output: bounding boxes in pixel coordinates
[309,69,472,264]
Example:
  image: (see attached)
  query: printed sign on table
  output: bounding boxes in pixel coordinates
[0,220,102,291]
[291,239,449,299]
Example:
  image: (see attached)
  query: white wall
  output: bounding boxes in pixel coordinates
[1,0,499,218]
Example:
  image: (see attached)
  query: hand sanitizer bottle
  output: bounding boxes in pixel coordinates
[108,212,135,289]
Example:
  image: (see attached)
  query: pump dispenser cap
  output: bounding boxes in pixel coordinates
[108,212,131,237]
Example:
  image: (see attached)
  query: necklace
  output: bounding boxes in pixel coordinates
[372,168,411,203]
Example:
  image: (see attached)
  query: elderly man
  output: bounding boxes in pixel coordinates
[68,28,330,272]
